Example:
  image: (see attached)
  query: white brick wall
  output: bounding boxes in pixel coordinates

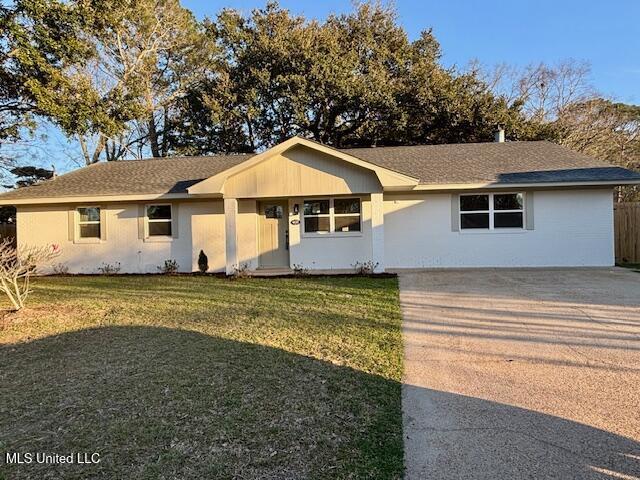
[16,188,616,274]
[17,201,227,274]
[384,189,615,268]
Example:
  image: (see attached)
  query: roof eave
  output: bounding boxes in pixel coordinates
[0,192,219,206]
[411,179,640,191]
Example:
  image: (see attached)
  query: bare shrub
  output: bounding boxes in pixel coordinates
[352,260,379,275]
[51,263,69,275]
[0,239,60,310]
[158,259,179,274]
[97,262,121,274]
[231,263,250,279]
[292,263,309,276]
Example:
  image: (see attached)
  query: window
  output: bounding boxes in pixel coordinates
[77,207,101,238]
[303,198,361,234]
[265,205,283,219]
[493,193,524,228]
[460,195,489,229]
[334,198,361,232]
[147,205,172,236]
[303,199,330,233]
[460,193,524,230]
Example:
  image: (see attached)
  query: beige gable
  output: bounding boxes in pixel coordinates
[223,145,382,198]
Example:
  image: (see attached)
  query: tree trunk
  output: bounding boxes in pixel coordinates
[160,106,168,157]
[148,116,160,157]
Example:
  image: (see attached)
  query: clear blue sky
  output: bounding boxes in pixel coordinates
[183,0,640,103]
[15,0,639,177]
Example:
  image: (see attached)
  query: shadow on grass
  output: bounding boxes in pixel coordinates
[0,326,402,480]
[3,325,639,480]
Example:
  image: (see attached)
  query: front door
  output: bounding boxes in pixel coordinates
[258,201,289,268]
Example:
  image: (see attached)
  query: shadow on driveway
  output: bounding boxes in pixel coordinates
[400,268,640,480]
[404,385,640,479]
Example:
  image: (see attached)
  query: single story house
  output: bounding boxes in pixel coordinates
[0,135,639,274]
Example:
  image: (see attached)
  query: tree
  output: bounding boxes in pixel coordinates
[0,239,60,311]
[169,2,533,152]
[486,60,640,199]
[8,166,54,188]
[91,0,217,159]
[0,0,87,171]
[3,0,217,164]
[557,99,640,200]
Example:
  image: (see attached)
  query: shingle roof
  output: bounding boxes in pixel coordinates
[341,141,640,185]
[0,140,638,202]
[0,154,253,200]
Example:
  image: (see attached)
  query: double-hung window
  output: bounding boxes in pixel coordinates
[333,198,361,232]
[303,198,361,234]
[147,205,172,236]
[460,193,524,230]
[77,207,101,239]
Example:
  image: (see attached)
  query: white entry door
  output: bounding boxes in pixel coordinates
[258,201,289,268]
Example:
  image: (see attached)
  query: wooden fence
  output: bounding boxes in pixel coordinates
[614,202,640,264]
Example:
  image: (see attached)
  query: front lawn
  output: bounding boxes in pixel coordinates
[0,275,403,479]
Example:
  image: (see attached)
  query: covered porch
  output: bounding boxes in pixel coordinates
[222,193,385,275]
[185,137,418,275]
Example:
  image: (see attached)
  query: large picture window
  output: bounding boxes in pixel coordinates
[460,193,524,230]
[147,205,172,236]
[77,207,101,239]
[303,198,361,234]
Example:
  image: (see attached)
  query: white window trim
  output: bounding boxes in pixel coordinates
[302,197,362,238]
[145,204,173,241]
[75,206,102,243]
[460,192,525,232]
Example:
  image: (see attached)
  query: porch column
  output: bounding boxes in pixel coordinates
[370,192,385,273]
[224,197,238,275]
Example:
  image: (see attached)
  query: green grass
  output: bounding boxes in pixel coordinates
[0,275,403,479]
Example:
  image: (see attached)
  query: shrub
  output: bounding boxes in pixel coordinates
[352,260,379,275]
[158,259,179,274]
[97,262,121,275]
[51,263,69,275]
[292,263,309,276]
[0,239,60,310]
[197,250,209,273]
[231,263,250,279]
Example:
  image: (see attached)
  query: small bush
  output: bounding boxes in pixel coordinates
[98,262,121,275]
[352,260,379,275]
[197,250,209,273]
[231,263,250,279]
[158,259,179,274]
[292,263,309,276]
[51,263,69,275]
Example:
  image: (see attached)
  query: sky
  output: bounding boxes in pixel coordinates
[183,0,640,102]
[15,0,640,177]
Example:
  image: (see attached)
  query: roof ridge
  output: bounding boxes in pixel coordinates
[91,153,256,164]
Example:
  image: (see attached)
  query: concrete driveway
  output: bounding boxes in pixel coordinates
[400,268,640,480]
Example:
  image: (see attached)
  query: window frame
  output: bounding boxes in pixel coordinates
[145,204,173,238]
[75,206,102,242]
[459,192,525,232]
[302,197,362,237]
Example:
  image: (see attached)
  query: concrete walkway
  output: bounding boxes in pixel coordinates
[400,268,640,480]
